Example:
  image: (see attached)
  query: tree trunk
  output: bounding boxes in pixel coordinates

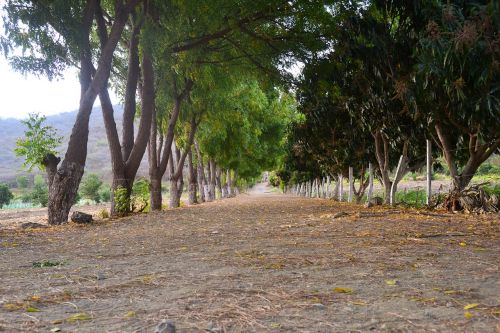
[194,140,206,203]
[215,167,222,199]
[435,124,499,192]
[209,159,216,201]
[47,1,135,224]
[187,149,198,205]
[149,172,162,210]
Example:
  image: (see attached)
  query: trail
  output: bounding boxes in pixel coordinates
[0,188,498,332]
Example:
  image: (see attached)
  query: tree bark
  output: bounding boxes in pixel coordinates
[194,140,206,202]
[187,149,198,205]
[435,124,499,192]
[47,0,137,225]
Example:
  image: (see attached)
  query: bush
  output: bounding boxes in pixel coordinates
[0,183,14,208]
[79,173,103,203]
[131,178,150,212]
[268,173,280,187]
[98,186,111,203]
[28,175,48,207]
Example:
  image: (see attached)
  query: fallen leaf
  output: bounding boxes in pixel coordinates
[385,279,397,286]
[125,311,136,318]
[3,303,22,311]
[464,311,474,319]
[26,306,40,312]
[459,242,466,246]
[50,328,61,332]
[463,303,479,310]
[334,287,353,294]
[66,312,91,322]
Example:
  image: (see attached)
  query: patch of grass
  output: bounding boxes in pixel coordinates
[32,260,66,268]
[395,189,426,207]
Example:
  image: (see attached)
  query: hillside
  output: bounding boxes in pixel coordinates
[0,107,148,185]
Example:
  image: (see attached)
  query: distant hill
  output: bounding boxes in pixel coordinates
[0,107,148,186]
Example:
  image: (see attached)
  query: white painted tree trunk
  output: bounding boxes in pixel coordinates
[326,176,331,198]
[338,174,343,202]
[426,139,432,206]
[348,167,353,203]
[367,162,374,204]
[390,155,405,206]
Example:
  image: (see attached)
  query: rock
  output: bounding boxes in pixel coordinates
[155,319,176,333]
[311,303,326,310]
[365,197,383,208]
[206,322,221,333]
[333,212,349,219]
[96,272,105,280]
[21,222,48,229]
[71,211,93,224]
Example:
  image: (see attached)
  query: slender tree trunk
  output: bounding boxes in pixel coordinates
[215,166,222,199]
[209,159,216,200]
[187,149,198,205]
[194,141,206,202]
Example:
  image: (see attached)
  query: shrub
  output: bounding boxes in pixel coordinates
[98,186,111,203]
[79,173,103,203]
[0,183,14,208]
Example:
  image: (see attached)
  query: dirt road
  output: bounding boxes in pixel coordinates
[0,185,498,332]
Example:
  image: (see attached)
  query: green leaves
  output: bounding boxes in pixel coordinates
[15,113,62,172]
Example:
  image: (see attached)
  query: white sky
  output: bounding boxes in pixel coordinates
[0,56,86,119]
[0,56,121,120]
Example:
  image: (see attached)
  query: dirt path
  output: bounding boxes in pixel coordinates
[0,185,499,332]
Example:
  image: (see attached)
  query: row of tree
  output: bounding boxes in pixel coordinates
[2,0,328,223]
[280,0,499,205]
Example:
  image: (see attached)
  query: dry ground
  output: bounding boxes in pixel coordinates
[0,184,499,332]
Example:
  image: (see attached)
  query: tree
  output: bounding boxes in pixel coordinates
[30,175,49,207]
[412,1,500,191]
[0,183,14,208]
[79,173,103,203]
[16,176,29,189]
[14,113,62,171]
[2,0,141,224]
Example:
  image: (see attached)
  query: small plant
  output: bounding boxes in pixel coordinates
[32,260,66,268]
[98,208,109,219]
[0,183,14,208]
[114,186,130,215]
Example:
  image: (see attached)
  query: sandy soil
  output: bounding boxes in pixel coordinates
[0,185,498,332]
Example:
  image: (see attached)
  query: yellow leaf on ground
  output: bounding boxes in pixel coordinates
[464,303,479,310]
[444,290,457,294]
[459,242,466,246]
[464,311,474,319]
[125,311,136,318]
[67,312,92,322]
[385,279,397,286]
[334,287,353,293]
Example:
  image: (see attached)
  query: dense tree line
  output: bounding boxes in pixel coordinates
[281,0,499,205]
[2,1,497,221]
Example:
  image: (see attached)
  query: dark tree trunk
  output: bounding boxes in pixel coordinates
[147,79,194,211]
[209,159,216,201]
[47,0,137,224]
[435,124,499,192]
[187,149,198,205]
[195,140,206,203]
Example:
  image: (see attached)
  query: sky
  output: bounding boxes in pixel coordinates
[0,56,86,119]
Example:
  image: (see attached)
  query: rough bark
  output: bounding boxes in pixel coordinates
[148,79,194,211]
[194,140,206,203]
[435,124,499,192]
[47,0,137,225]
[187,149,198,205]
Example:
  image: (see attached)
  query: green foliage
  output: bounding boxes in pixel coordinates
[98,186,111,203]
[16,176,29,189]
[113,187,130,216]
[28,175,49,207]
[0,183,14,208]
[79,173,103,203]
[268,173,280,187]
[131,178,150,213]
[14,113,61,171]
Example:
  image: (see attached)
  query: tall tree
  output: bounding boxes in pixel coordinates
[2,0,140,224]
